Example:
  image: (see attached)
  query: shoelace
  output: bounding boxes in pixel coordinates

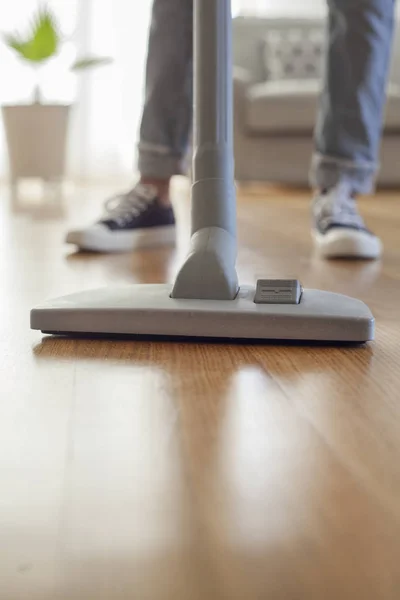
[315,186,365,229]
[103,184,157,223]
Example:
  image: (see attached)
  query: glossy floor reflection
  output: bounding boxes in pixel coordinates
[1,180,400,599]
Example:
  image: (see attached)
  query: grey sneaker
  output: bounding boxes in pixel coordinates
[311,184,382,259]
[66,183,176,252]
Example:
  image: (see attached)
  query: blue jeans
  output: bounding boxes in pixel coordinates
[139,0,396,193]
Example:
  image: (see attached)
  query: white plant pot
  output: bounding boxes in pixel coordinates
[1,104,71,181]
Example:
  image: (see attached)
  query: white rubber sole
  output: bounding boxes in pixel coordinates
[312,228,382,259]
[66,224,176,253]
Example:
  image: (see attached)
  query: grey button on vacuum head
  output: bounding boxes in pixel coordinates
[254,279,303,304]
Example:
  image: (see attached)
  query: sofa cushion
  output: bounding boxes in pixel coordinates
[245,80,400,134]
[385,83,400,129]
[245,79,320,133]
[263,28,324,81]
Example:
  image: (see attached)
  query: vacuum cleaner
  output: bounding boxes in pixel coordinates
[30,0,374,343]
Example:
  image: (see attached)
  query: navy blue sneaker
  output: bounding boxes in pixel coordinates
[66,183,176,252]
[312,184,382,259]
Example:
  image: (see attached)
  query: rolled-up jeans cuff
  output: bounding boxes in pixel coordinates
[138,141,189,179]
[310,153,378,194]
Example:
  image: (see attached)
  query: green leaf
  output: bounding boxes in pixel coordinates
[71,56,113,71]
[3,5,60,64]
[3,33,25,55]
[28,5,60,62]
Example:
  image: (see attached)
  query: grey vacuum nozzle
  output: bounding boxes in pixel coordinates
[171,0,238,300]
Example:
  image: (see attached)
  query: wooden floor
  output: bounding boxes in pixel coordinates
[2,179,400,600]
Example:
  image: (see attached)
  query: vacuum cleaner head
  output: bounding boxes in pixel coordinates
[30,282,374,343]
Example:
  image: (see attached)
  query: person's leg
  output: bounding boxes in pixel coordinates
[67,0,193,252]
[311,0,396,258]
[138,0,193,204]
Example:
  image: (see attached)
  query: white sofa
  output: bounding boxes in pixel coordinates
[232,16,400,187]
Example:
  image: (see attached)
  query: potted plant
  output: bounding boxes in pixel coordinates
[1,5,112,184]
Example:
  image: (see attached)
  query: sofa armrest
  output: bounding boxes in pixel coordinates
[233,66,252,129]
